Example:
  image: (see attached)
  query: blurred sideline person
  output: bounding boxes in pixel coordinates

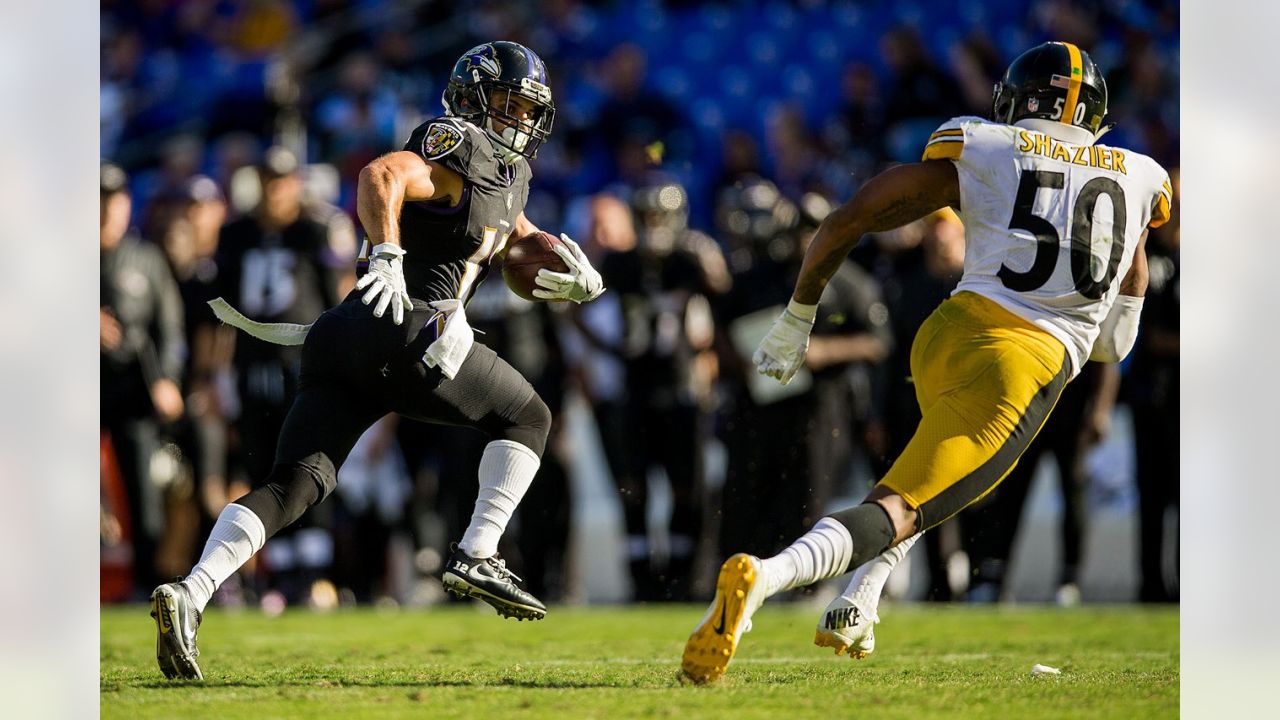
[150,42,604,680]
[217,146,349,605]
[156,178,240,531]
[714,179,890,576]
[594,181,725,601]
[683,42,1173,683]
[1125,167,1179,603]
[100,163,187,596]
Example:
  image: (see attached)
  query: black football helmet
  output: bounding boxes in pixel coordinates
[992,41,1108,135]
[443,41,555,160]
[715,175,799,262]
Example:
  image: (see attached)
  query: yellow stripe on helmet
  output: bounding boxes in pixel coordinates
[1061,42,1083,126]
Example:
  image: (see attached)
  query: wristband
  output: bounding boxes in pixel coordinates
[785,298,818,324]
[370,242,405,258]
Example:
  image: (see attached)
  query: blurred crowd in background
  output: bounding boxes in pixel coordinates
[100,0,1180,610]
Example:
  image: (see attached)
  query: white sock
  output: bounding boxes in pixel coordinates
[760,517,854,597]
[842,532,922,615]
[459,439,540,559]
[182,503,266,613]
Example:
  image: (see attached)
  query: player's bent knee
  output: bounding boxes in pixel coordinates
[498,392,552,458]
[235,454,337,538]
[865,485,921,544]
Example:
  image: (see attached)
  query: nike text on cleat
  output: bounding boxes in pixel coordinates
[440,544,547,621]
[813,594,878,660]
[150,581,204,680]
[681,553,768,684]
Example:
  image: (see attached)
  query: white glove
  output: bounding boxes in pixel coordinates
[752,300,817,385]
[532,233,606,303]
[355,243,414,325]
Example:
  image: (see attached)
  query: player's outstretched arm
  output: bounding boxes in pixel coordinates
[755,161,958,384]
[793,161,960,304]
[354,153,462,324]
[356,152,462,247]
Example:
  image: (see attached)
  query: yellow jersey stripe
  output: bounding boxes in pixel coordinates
[1149,193,1172,228]
[1062,42,1083,126]
[928,129,964,141]
[922,141,963,162]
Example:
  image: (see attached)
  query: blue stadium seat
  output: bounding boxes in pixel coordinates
[653,67,693,104]
[764,1,799,32]
[680,31,727,65]
[691,98,726,132]
[746,33,781,68]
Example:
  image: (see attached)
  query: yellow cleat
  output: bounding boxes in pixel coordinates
[680,554,768,684]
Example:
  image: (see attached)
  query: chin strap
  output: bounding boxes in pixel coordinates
[1093,122,1117,142]
[486,122,528,163]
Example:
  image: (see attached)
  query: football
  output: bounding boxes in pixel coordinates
[501,231,571,301]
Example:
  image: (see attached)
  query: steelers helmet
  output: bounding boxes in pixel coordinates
[992,42,1108,135]
[443,41,555,159]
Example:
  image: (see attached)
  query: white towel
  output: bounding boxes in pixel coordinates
[422,299,473,380]
[208,297,311,346]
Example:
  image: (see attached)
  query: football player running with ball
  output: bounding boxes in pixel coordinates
[150,41,604,681]
[682,42,1172,683]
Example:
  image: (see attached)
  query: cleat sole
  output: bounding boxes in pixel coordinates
[680,554,759,684]
[814,630,871,661]
[441,573,546,621]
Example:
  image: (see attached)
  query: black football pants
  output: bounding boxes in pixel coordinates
[235,295,551,539]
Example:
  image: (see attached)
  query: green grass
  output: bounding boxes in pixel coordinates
[102,603,1178,719]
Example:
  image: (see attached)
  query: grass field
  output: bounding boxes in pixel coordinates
[101,603,1178,719]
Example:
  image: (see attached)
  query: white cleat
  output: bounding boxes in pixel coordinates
[681,554,769,684]
[813,593,878,660]
[150,581,204,680]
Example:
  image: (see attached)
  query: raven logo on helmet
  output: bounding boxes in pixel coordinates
[463,44,502,81]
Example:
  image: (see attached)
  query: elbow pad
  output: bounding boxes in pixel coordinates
[1089,295,1144,363]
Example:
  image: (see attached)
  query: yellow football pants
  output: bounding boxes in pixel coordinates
[879,291,1071,530]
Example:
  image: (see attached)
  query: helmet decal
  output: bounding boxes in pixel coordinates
[1060,42,1083,127]
[463,44,502,80]
[1027,98,1039,112]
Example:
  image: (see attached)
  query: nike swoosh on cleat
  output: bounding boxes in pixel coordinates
[712,603,727,635]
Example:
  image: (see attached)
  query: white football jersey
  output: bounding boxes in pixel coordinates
[922,116,1172,377]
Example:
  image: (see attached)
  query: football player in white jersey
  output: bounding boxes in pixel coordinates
[682,41,1173,683]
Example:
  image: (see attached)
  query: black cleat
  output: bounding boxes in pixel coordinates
[150,581,204,680]
[441,544,547,621]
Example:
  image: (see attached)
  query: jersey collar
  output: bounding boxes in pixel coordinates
[1014,118,1097,146]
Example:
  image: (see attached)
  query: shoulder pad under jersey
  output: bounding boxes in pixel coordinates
[921,116,990,162]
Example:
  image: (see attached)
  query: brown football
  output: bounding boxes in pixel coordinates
[501,231,571,301]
